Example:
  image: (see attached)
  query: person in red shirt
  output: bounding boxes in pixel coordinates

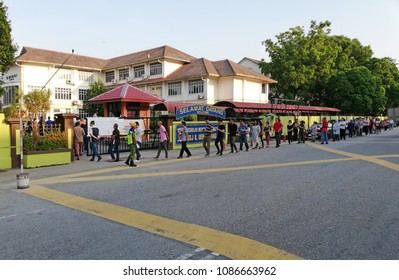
[321,117,329,144]
[273,118,283,148]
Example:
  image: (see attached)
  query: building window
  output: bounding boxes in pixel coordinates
[27,85,42,93]
[150,62,162,76]
[262,84,266,94]
[55,87,72,100]
[149,83,162,97]
[188,79,204,94]
[105,71,115,83]
[56,68,72,80]
[134,65,145,78]
[79,109,88,120]
[167,82,181,96]
[79,70,94,82]
[2,86,18,105]
[119,68,130,80]
[79,89,88,101]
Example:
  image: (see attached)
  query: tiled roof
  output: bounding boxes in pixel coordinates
[214,101,340,112]
[165,58,219,80]
[103,45,196,70]
[89,84,164,103]
[213,60,276,83]
[16,47,108,70]
[238,57,262,64]
[166,58,277,83]
[16,46,276,84]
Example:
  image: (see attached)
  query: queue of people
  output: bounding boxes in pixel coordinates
[75,116,396,165]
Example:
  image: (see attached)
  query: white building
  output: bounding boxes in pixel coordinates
[238,57,263,74]
[1,46,276,118]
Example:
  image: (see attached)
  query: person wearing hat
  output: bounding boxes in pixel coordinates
[125,122,137,167]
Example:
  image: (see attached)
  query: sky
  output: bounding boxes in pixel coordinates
[4,0,399,63]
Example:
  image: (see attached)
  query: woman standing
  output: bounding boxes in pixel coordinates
[293,119,299,142]
[251,120,261,149]
[287,120,293,144]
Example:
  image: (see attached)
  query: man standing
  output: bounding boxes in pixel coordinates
[73,121,85,160]
[125,122,137,167]
[321,117,329,144]
[89,120,102,162]
[228,119,238,153]
[135,121,142,162]
[273,118,283,148]
[202,118,213,157]
[215,119,225,156]
[238,120,249,151]
[154,121,169,159]
[178,121,192,158]
[339,118,347,140]
[46,116,53,129]
[109,123,120,162]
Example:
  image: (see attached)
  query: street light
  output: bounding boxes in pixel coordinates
[16,102,29,188]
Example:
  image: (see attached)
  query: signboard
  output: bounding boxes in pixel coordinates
[176,105,226,119]
[86,117,144,136]
[172,121,228,149]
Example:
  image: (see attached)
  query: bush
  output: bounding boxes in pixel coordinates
[23,131,68,151]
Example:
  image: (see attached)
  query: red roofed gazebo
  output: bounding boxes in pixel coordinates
[89,84,164,118]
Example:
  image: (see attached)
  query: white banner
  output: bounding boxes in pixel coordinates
[87,117,144,136]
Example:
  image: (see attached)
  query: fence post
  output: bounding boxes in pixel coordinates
[54,113,79,162]
[5,117,30,169]
[160,114,176,150]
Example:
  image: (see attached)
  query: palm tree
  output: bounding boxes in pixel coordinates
[23,89,51,118]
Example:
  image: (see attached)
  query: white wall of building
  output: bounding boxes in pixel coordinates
[239,59,262,74]
[163,60,184,76]
[206,77,217,104]
[216,77,233,102]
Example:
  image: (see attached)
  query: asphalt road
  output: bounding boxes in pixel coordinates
[1,129,399,260]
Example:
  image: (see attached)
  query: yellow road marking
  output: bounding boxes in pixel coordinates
[32,157,356,185]
[31,155,205,183]
[25,185,302,260]
[307,143,399,172]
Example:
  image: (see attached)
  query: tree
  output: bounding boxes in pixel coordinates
[364,57,399,109]
[23,89,51,118]
[326,67,386,115]
[84,80,107,117]
[261,21,338,104]
[260,20,398,114]
[0,1,18,96]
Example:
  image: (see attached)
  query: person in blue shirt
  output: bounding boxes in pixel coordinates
[238,120,249,151]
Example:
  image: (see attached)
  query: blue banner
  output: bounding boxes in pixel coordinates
[176,105,226,119]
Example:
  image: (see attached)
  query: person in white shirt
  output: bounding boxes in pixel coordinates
[339,118,347,140]
[251,121,261,149]
[135,121,142,162]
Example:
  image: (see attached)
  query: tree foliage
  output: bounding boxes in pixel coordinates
[326,67,386,115]
[83,80,107,117]
[364,57,399,108]
[261,20,398,115]
[0,1,18,96]
[23,89,51,118]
